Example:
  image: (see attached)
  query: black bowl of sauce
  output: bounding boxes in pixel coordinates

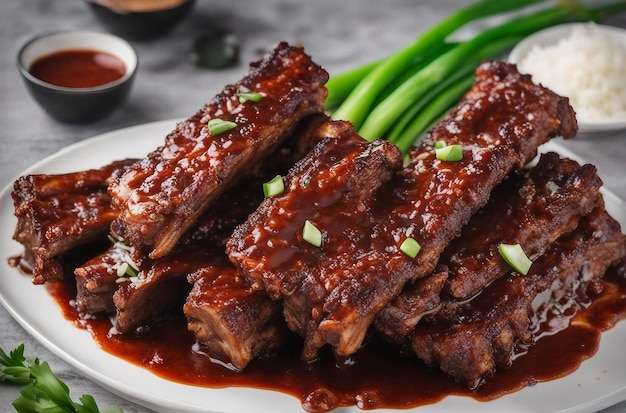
[85,0,196,41]
[17,30,137,123]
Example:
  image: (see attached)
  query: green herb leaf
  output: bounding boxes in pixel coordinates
[238,91,263,103]
[400,237,421,258]
[1,344,121,413]
[498,243,532,275]
[435,144,463,162]
[207,118,237,135]
[263,175,285,198]
[302,220,322,247]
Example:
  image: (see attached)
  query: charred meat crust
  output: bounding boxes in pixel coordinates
[11,159,137,284]
[376,152,603,341]
[184,263,288,370]
[109,42,329,259]
[373,61,578,340]
[227,61,579,360]
[227,119,404,359]
[410,203,626,389]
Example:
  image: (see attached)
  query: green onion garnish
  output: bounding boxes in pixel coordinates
[263,175,284,198]
[302,220,322,247]
[117,262,138,278]
[435,144,463,162]
[207,118,237,135]
[400,237,421,258]
[238,91,263,103]
[434,140,447,150]
[498,243,532,275]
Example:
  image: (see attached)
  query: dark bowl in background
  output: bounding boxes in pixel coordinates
[85,0,196,41]
[17,30,138,123]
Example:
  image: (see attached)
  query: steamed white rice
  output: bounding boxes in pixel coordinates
[517,24,626,122]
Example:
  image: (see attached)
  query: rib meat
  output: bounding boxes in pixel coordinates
[185,261,288,370]
[375,152,603,341]
[410,202,626,389]
[227,61,578,360]
[109,42,329,259]
[109,115,329,333]
[378,60,577,283]
[110,174,283,332]
[11,159,137,284]
[227,120,404,360]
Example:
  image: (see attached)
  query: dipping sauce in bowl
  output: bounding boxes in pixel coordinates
[17,30,137,123]
[29,49,126,89]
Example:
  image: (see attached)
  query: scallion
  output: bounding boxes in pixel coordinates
[302,220,322,247]
[263,175,285,198]
[116,262,138,278]
[207,118,237,135]
[498,243,532,275]
[435,144,463,162]
[325,0,626,152]
[400,237,421,258]
[434,140,447,150]
[238,91,263,103]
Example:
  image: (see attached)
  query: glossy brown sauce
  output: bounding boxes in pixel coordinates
[44,264,626,412]
[29,49,125,88]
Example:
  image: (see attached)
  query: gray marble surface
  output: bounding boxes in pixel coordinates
[1,0,625,412]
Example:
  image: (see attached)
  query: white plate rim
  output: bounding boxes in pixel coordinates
[0,120,624,413]
[507,22,626,134]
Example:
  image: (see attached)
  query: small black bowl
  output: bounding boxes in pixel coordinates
[85,0,196,41]
[17,30,137,123]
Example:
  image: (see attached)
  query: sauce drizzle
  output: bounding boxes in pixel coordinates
[44,263,626,412]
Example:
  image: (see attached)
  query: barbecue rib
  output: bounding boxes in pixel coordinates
[111,174,275,333]
[227,119,404,359]
[109,115,329,333]
[375,152,603,341]
[185,262,288,370]
[11,159,137,284]
[228,61,577,360]
[75,174,263,316]
[410,203,626,389]
[109,42,329,259]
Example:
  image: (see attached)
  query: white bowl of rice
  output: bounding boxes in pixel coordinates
[508,22,626,134]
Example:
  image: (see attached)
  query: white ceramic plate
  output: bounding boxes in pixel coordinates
[1,120,625,413]
[508,23,626,134]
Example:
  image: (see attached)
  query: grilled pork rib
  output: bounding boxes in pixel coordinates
[185,262,288,370]
[373,60,578,340]
[375,152,603,341]
[109,42,329,259]
[228,61,577,360]
[410,203,626,389]
[11,159,137,284]
[227,120,404,360]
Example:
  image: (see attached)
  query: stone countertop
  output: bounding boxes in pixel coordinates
[1,1,625,412]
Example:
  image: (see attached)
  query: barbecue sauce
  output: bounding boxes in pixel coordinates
[29,50,126,88]
[45,263,626,412]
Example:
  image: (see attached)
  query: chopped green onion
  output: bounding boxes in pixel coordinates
[207,118,237,135]
[498,243,532,275]
[400,237,421,258]
[434,140,447,149]
[435,144,463,161]
[263,175,285,198]
[238,91,263,103]
[302,220,322,247]
[117,262,138,278]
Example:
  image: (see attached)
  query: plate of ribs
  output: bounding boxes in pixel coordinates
[1,42,626,413]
